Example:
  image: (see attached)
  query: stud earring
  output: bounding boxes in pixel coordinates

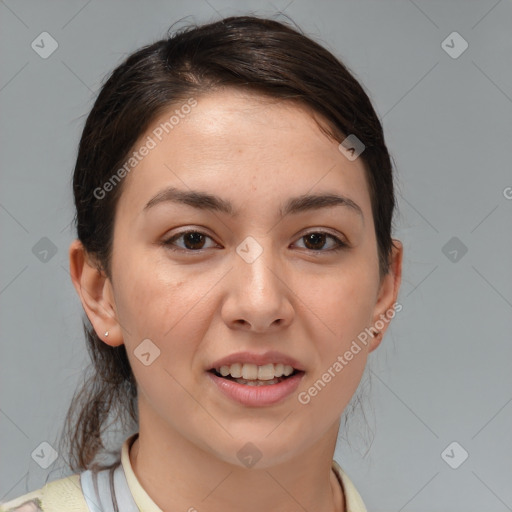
[104,331,109,337]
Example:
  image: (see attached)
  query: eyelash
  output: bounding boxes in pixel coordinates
[161,230,348,254]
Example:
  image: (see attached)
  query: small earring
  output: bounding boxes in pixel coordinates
[104,331,109,337]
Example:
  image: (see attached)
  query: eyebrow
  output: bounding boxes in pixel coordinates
[143,186,364,220]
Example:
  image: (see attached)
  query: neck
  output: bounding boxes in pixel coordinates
[129,400,345,512]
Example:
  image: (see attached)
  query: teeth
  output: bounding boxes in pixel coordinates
[242,363,258,380]
[217,362,296,380]
[274,363,284,377]
[230,363,242,378]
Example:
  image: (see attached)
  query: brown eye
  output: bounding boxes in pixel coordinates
[182,232,207,250]
[163,231,217,251]
[295,231,347,252]
[303,232,327,250]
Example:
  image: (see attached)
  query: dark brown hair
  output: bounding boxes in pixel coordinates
[60,14,398,472]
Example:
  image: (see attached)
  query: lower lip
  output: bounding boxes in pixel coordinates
[206,371,305,406]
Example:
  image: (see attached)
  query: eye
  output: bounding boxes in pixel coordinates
[162,230,218,252]
[161,229,348,254]
[293,231,347,252]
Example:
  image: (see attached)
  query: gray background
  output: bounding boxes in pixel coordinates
[1,1,511,510]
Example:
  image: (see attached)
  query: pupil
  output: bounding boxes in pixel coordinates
[304,233,325,250]
[185,232,204,250]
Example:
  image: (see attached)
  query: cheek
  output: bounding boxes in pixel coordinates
[112,248,189,336]
[302,261,376,400]
[113,256,213,376]
[315,263,378,340]
[116,271,202,418]
[300,285,371,420]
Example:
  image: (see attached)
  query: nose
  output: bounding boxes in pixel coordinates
[221,237,294,333]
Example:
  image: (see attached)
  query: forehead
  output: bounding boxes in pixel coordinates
[115,88,371,222]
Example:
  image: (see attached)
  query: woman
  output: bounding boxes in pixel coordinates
[1,15,402,512]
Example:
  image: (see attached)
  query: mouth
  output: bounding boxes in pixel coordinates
[205,352,306,405]
[206,363,305,406]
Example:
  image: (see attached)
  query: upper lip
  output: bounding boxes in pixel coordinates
[208,350,305,372]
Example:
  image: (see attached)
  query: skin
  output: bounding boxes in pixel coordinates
[69,88,402,512]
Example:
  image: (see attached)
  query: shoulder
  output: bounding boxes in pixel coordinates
[0,474,89,512]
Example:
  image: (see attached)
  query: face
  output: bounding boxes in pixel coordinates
[72,88,402,469]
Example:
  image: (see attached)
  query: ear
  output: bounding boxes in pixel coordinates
[368,239,403,353]
[68,239,123,347]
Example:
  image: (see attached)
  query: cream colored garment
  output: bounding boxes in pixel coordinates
[1,433,367,512]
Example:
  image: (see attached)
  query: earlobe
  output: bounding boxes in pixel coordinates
[68,239,124,347]
[369,330,383,351]
[368,239,403,353]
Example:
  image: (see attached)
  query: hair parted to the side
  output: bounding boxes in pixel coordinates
[59,14,399,473]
